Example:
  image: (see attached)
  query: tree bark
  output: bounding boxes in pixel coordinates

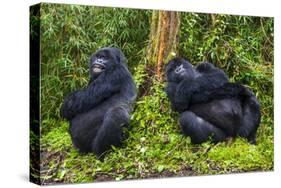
[147,10,181,81]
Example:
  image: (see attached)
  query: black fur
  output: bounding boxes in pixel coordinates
[61,47,137,157]
[165,57,261,144]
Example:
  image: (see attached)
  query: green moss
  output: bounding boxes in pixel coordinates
[207,138,273,172]
[41,121,71,151]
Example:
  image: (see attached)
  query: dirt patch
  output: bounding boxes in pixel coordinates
[92,166,197,183]
[94,173,115,182]
[146,166,196,179]
[40,150,67,185]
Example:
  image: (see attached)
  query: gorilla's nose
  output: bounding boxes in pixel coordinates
[175,64,184,74]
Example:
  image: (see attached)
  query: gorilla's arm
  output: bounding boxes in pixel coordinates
[173,79,198,112]
[195,62,229,90]
[190,83,253,105]
[61,69,126,120]
[61,81,121,120]
[173,68,228,112]
[165,82,178,110]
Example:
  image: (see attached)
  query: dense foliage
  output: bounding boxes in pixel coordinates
[40,4,151,122]
[35,3,273,184]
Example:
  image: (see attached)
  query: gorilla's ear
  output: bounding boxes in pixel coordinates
[110,47,128,67]
[117,51,127,65]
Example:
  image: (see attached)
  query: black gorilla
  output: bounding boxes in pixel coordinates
[165,57,261,144]
[61,47,137,156]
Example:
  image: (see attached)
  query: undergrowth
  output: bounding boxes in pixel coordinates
[40,71,273,184]
[40,78,273,184]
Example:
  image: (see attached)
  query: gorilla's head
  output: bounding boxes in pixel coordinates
[89,47,127,80]
[166,57,196,82]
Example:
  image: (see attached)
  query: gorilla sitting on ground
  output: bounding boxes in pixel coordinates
[165,57,261,144]
[61,47,137,157]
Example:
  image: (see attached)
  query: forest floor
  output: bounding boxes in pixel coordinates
[39,83,273,185]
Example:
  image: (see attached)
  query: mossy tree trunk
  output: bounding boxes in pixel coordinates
[147,10,181,81]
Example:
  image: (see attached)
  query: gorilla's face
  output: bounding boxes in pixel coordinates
[89,47,127,80]
[90,51,109,76]
[166,58,196,82]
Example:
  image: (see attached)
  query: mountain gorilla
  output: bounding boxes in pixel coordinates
[165,57,261,144]
[61,47,137,157]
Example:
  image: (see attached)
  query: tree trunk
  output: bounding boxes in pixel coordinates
[147,10,181,81]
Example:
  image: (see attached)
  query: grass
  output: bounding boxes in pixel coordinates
[40,80,273,184]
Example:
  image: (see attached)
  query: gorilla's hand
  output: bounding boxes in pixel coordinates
[196,62,215,73]
[61,91,80,120]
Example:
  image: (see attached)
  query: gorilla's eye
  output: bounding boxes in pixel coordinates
[99,55,105,59]
[95,53,107,60]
